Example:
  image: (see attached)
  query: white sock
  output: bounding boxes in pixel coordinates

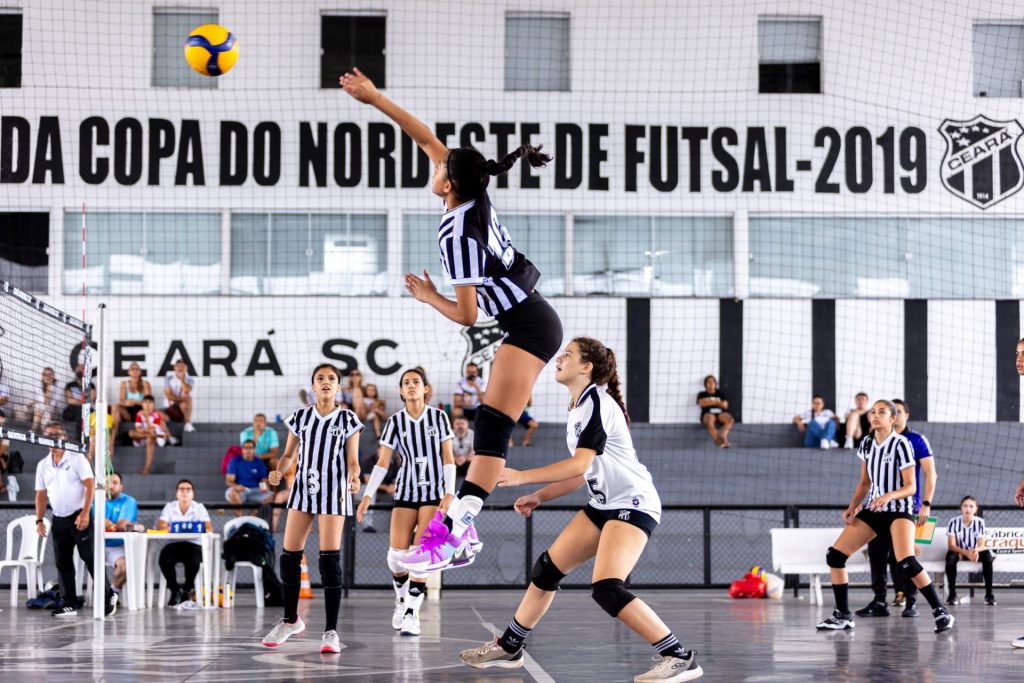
[450,495,483,537]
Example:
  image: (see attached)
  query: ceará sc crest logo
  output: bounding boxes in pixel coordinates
[939,114,1023,209]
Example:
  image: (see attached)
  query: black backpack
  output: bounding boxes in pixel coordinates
[222,523,274,570]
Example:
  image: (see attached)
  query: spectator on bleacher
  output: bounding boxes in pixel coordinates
[156,479,212,607]
[793,395,838,449]
[358,451,398,533]
[516,403,539,447]
[362,384,387,438]
[34,422,116,617]
[0,381,9,418]
[945,495,995,606]
[843,392,871,449]
[453,362,486,421]
[30,367,60,432]
[62,362,95,436]
[113,362,151,438]
[100,472,138,600]
[344,369,366,416]
[130,395,169,475]
[0,413,16,501]
[164,360,196,433]
[239,413,280,469]
[451,415,474,478]
[225,439,273,515]
[697,375,734,448]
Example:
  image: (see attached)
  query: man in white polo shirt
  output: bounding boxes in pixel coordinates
[35,422,117,617]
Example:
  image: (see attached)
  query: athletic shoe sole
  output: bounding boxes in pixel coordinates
[462,657,525,669]
[1011,638,1024,648]
[320,644,341,653]
[634,664,705,683]
[816,622,854,631]
[934,615,955,633]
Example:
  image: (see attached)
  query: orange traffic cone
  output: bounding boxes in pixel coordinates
[299,554,314,599]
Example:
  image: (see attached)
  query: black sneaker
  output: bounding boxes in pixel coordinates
[816,609,854,630]
[51,604,78,617]
[167,589,184,607]
[985,594,997,606]
[855,600,890,617]
[933,607,955,633]
[902,600,919,618]
[945,594,959,606]
[105,591,118,616]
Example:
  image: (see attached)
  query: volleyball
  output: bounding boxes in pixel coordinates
[183,24,238,77]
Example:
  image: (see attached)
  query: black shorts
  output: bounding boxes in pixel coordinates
[583,504,659,539]
[393,498,441,510]
[856,508,915,536]
[495,291,563,364]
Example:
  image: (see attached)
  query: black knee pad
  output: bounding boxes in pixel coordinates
[530,551,566,592]
[473,406,516,458]
[826,547,848,569]
[897,556,924,579]
[280,549,302,585]
[591,578,636,617]
[318,551,342,588]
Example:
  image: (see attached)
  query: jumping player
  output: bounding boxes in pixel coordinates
[356,368,457,636]
[816,399,953,634]
[261,364,362,653]
[459,338,702,682]
[341,68,563,572]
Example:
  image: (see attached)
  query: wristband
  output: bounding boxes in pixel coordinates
[363,465,387,500]
[921,500,931,507]
[443,463,456,497]
[36,518,44,524]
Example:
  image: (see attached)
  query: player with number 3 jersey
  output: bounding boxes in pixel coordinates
[262,364,362,654]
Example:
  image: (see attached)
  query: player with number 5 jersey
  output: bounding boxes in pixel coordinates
[342,67,564,574]
[262,363,362,654]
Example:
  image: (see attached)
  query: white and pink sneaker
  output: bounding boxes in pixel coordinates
[401,512,477,573]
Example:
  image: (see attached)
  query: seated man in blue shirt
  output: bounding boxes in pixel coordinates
[225,440,273,515]
[101,472,138,597]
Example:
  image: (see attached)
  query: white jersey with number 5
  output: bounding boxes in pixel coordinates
[566,384,661,522]
[285,406,362,516]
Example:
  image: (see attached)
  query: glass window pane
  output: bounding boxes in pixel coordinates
[505,15,570,91]
[503,214,564,296]
[750,217,907,297]
[0,212,48,293]
[906,218,1023,298]
[573,216,652,296]
[0,12,22,88]
[654,217,733,296]
[404,213,454,297]
[145,213,221,294]
[321,15,386,89]
[230,213,269,294]
[758,17,821,64]
[310,213,387,295]
[973,24,1024,97]
[154,10,218,88]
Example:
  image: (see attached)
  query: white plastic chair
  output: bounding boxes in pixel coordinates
[222,516,268,608]
[148,543,205,608]
[0,515,51,606]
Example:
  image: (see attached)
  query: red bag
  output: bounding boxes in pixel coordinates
[221,445,243,474]
[728,573,767,599]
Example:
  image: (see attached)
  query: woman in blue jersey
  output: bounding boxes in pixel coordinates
[459,338,702,683]
[342,68,563,572]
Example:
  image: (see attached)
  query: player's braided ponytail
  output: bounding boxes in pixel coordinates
[446,145,551,200]
[574,337,630,424]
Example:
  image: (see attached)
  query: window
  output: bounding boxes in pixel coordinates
[505,13,570,92]
[573,216,732,296]
[906,218,1024,298]
[231,213,387,295]
[0,213,48,292]
[64,212,221,294]
[758,17,821,94]
[153,9,219,88]
[321,13,386,89]
[973,22,1024,97]
[403,213,566,297]
[0,11,21,88]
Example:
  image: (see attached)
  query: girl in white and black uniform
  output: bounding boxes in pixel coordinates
[262,364,362,654]
[816,399,953,634]
[342,68,563,573]
[945,495,994,605]
[356,368,456,636]
[459,338,702,683]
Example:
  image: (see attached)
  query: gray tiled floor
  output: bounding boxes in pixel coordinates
[1,588,1022,681]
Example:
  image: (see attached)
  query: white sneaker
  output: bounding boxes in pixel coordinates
[320,629,341,653]
[844,436,854,449]
[183,422,196,433]
[392,598,405,630]
[830,440,839,449]
[400,611,421,636]
[262,616,306,647]
[168,435,179,446]
[820,439,831,450]
[1011,635,1024,648]
[634,653,703,682]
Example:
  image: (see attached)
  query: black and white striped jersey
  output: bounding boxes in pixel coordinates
[437,198,540,317]
[285,406,363,516]
[567,384,661,522]
[380,406,453,503]
[947,515,986,551]
[857,432,916,513]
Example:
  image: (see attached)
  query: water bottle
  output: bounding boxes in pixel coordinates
[6,475,18,501]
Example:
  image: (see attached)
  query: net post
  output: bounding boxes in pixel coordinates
[92,303,107,619]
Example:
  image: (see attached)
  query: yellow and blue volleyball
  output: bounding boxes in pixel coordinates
[750,565,767,581]
[184,24,238,77]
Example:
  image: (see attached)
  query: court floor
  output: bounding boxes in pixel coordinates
[1,588,1023,681]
